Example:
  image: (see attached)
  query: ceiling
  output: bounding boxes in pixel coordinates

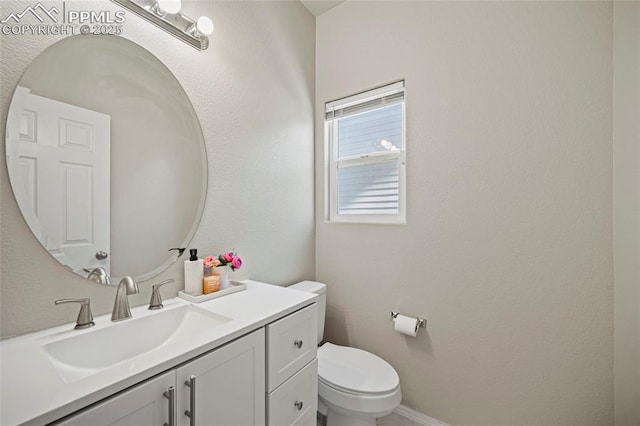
[300,0,345,16]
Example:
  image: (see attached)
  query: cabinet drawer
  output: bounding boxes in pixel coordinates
[267,359,317,426]
[266,303,317,391]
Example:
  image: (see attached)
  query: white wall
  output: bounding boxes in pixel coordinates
[613,2,640,425]
[0,0,315,338]
[316,2,614,425]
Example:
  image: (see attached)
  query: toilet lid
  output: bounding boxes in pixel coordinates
[318,343,399,395]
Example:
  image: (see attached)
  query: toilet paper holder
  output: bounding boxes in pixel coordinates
[391,311,427,332]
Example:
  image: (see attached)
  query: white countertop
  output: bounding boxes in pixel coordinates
[0,280,317,426]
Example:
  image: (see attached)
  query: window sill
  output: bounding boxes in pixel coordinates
[325,217,406,225]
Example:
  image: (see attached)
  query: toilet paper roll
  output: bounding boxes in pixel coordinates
[393,314,418,337]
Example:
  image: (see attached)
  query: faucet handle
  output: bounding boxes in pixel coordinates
[149,279,175,310]
[54,298,95,329]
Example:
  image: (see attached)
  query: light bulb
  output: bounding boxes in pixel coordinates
[157,0,181,14]
[196,16,214,35]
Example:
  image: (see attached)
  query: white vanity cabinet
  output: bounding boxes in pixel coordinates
[55,329,265,426]
[2,283,322,426]
[50,305,320,426]
[266,304,318,426]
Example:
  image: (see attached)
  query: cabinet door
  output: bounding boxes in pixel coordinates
[177,328,266,426]
[54,371,175,426]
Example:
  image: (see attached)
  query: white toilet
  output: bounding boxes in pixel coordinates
[289,281,402,426]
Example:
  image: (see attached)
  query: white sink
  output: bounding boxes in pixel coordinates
[43,305,231,382]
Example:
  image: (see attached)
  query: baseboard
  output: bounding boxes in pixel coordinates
[393,405,450,426]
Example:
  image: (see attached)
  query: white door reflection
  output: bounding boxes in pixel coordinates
[6,86,111,275]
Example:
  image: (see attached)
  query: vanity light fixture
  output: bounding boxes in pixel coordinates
[110,0,212,50]
[156,0,180,14]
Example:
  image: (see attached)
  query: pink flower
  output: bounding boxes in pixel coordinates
[203,256,216,268]
[212,257,221,267]
[223,252,234,262]
[231,256,242,270]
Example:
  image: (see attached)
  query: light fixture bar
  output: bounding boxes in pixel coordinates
[111,0,209,50]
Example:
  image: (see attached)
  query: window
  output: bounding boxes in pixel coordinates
[325,81,406,223]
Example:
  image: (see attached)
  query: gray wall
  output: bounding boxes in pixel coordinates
[613,2,640,425]
[0,0,316,338]
[316,2,614,425]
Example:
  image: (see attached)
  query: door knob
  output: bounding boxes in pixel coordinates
[95,251,109,260]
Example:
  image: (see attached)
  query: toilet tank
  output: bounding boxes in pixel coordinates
[288,281,326,345]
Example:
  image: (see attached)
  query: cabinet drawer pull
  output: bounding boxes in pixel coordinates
[294,400,304,411]
[294,339,303,349]
[184,375,196,426]
[162,386,175,426]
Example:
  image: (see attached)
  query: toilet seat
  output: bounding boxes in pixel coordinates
[317,343,402,416]
[318,343,399,394]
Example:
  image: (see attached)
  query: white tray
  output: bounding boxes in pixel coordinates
[178,281,247,303]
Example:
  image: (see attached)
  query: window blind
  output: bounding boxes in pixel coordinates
[326,81,405,221]
[325,81,405,121]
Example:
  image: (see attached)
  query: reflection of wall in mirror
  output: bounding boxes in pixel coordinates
[6,86,111,274]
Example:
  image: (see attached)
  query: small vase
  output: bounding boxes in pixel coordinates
[214,265,231,290]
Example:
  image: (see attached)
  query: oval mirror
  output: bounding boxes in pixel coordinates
[5,35,207,283]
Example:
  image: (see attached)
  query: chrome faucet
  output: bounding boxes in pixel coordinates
[111,276,139,321]
[85,267,110,285]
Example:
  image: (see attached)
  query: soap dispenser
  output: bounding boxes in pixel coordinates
[184,248,204,296]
